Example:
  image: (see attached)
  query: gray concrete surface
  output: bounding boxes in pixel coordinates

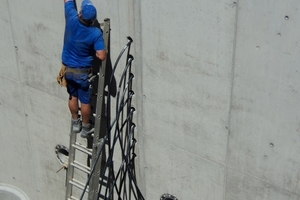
[0,0,300,199]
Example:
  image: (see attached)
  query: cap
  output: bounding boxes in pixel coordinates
[81,0,97,20]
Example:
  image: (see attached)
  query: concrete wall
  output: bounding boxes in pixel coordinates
[0,0,299,200]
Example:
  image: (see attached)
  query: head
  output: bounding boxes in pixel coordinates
[79,0,97,26]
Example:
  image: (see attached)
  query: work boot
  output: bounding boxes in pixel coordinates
[81,123,94,138]
[71,118,82,134]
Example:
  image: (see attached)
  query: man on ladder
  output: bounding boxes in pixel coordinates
[61,0,106,138]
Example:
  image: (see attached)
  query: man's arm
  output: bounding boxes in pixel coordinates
[64,0,77,20]
[96,50,106,61]
[94,30,106,61]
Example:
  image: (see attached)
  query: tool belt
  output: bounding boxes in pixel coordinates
[65,67,92,74]
[57,64,92,87]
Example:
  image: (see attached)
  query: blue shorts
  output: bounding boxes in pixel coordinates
[65,72,90,104]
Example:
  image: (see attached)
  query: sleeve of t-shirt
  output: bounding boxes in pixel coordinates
[64,1,77,20]
[94,29,105,51]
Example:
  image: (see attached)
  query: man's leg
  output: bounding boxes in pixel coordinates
[65,73,82,134]
[78,76,93,138]
[80,102,93,138]
[69,95,82,133]
[80,103,91,124]
[68,95,79,120]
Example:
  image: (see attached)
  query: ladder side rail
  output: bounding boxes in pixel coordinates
[65,124,77,199]
[88,18,111,200]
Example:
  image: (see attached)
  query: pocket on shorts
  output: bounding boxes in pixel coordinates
[72,73,89,89]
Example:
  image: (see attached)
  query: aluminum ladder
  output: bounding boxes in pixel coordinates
[65,18,110,200]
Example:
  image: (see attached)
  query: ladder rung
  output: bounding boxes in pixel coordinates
[89,74,99,82]
[69,179,89,192]
[69,196,79,200]
[72,142,92,156]
[71,161,91,174]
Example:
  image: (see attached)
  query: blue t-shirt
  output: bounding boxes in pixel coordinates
[62,1,105,68]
